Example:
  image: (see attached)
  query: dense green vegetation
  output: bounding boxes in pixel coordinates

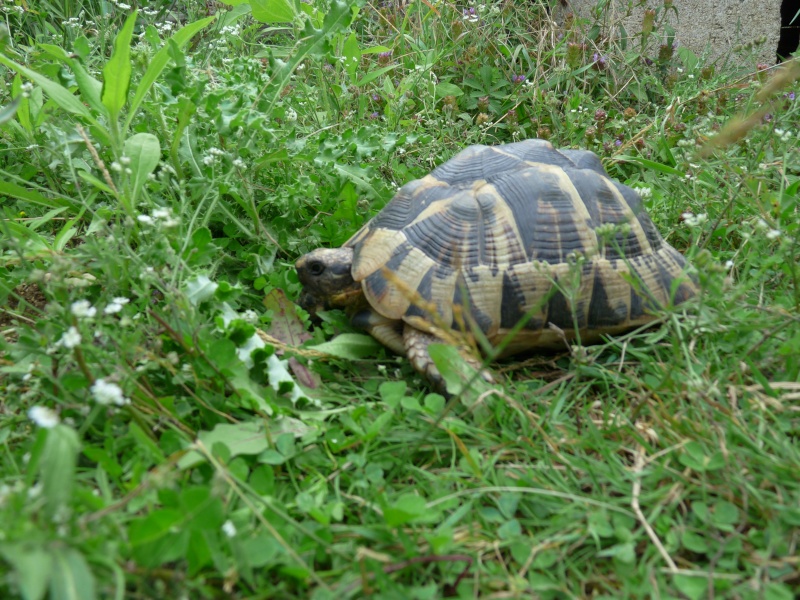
[1,0,799,597]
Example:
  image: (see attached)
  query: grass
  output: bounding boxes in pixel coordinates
[0,0,799,598]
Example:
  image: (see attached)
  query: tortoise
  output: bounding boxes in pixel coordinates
[296,139,696,390]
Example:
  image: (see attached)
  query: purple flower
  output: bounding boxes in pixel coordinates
[614,139,622,146]
[371,93,380,102]
[368,111,380,120]
[512,74,526,84]
[787,92,796,101]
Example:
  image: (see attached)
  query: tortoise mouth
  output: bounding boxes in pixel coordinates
[298,286,364,318]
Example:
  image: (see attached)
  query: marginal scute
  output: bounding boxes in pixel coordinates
[341,140,695,355]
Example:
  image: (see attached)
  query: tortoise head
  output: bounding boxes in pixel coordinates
[295,248,363,316]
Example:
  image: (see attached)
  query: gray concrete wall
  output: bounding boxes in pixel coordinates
[562,0,783,65]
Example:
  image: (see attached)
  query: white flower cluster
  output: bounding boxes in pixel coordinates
[681,212,707,227]
[137,207,179,227]
[203,147,226,166]
[71,299,97,318]
[58,326,82,349]
[774,128,793,143]
[91,378,130,406]
[28,406,60,429]
[104,297,130,314]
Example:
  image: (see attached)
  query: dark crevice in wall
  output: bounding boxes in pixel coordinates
[778,0,800,61]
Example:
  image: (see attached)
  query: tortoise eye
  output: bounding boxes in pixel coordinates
[308,261,325,276]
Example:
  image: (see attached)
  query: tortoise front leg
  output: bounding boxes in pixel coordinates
[403,324,494,395]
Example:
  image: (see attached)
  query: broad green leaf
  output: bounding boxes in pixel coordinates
[432,82,464,99]
[126,15,217,130]
[0,95,20,124]
[251,0,297,23]
[0,54,94,121]
[674,574,706,600]
[0,179,74,209]
[128,509,190,567]
[356,64,397,87]
[102,11,137,124]
[184,275,218,305]
[0,220,53,255]
[38,43,104,114]
[41,424,80,517]
[263,289,310,346]
[178,421,269,468]
[123,133,160,204]
[310,333,382,360]
[428,343,493,400]
[379,381,407,407]
[384,493,435,526]
[77,170,115,195]
[0,543,53,600]
[342,32,360,83]
[618,155,684,177]
[50,547,96,600]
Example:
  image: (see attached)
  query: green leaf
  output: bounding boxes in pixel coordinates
[0,54,94,121]
[681,531,709,553]
[428,344,492,400]
[379,381,407,407]
[38,43,104,114]
[356,64,397,87]
[0,543,53,600]
[126,15,217,131]
[50,547,96,600]
[674,574,706,600]
[122,133,160,204]
[0,179,74,209]
[618,155,685,177]
[102,11,137,124]
[0,95,20,125]
[251,0,298,23]
[433,82,464,100]
[342,32,360,83]
[310,333,382,360]
[384,493,428,526]
[128,509,189,567]
[178,421,269,468]
[41,424,80,517]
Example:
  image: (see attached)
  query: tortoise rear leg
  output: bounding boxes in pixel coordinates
[402,323,493,394]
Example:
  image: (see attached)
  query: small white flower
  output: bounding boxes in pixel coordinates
[636,187,652,199]
[285,108,298,122]
[71,300,97,318]
[137,214,154,225]
[91,378,130,406]
[222,520,237,538]
[104,297,130,315]
[232,158,246,169]
[28,406,60,429]
[766,229,781,240]
[110,161,122,172]
[119,155,131,166]
[725,260,734,269]
[58,326,82,349]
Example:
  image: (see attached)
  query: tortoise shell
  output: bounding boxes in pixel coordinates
[344,139,696,355]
